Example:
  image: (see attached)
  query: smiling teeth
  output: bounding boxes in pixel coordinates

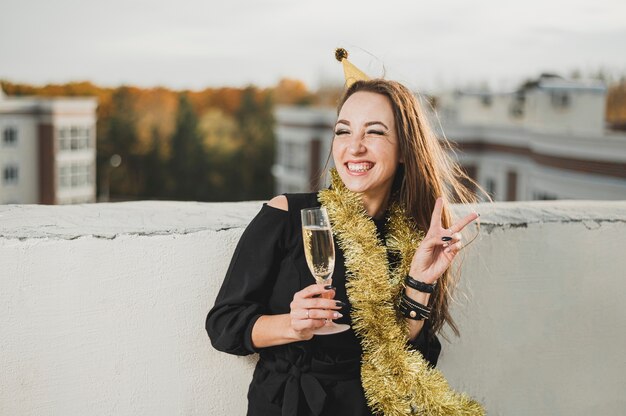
[347,162,373,172]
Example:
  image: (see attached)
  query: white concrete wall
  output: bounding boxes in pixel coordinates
[440,200,626,415]
[1,200,625,415]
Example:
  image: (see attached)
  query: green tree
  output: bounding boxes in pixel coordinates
[99,86,140,199]
[143,126,166,199]
[234,87,275,200]
[168,93,210,201]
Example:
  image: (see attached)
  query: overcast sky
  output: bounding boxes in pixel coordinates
[2,0,625,92]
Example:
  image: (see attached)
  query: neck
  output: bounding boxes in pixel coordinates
[361,189,392,219]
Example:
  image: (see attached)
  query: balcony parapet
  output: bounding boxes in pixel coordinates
[1,200,625,415]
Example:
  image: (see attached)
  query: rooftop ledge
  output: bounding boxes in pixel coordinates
[1,199,625,240]
[1,199,625,415]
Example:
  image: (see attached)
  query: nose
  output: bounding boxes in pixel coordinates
[347,131,366,155]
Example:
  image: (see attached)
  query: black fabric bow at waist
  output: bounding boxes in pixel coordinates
[258,354,360,416]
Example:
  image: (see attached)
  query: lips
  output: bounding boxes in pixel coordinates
[346,161,374,174]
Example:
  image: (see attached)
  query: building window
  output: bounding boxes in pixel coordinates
[282,141,307,175]
[59,128,70,151]
[58,162,93,189]
[82,127,92,149]
[3,165,19,185]
[58,126,91,151]
[71,127,80,150]
[59,166,70,188]
[550,92,570,109]
[509,92,525,118]
[3,127,18,146]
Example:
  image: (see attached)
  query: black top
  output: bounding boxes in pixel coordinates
[206,193,441,416]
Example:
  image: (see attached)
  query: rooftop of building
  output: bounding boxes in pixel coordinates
[0,86,98,115]
[453,73,607,98]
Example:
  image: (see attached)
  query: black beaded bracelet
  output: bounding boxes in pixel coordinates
[398,292,431,320]
[404,275,436,293]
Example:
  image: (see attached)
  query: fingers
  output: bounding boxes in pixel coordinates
[429,197,444,230]
[304,309,343,320]
[442,232,462,247]
[294,283,335,300]
[444,240,463,254]
[449,212,479,234]
[291,313,325,332]
[290,285,345,323]
[292,316,327,331]
[291,283,347,335]
[294,297,343,311]
[292,284,340,310]
[290,305,344,333]
[429,196,479,236]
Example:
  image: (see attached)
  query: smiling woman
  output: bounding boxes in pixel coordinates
[206,51,488,415]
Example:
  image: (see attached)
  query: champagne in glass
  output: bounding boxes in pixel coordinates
[302,224,335,284]
[301,207,350,335]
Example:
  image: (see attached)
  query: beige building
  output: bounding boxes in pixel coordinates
[273,75,626,200]
[437,74,626,201]
[0,88,97,204]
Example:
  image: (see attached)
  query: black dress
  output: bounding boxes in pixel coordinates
[206,193,441,416]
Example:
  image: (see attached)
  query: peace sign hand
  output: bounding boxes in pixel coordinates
[408,197,479,284]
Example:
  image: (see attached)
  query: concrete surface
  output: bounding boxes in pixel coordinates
[1,200,625,415]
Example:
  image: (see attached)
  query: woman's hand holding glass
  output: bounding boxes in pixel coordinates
[288,284,343,340]
[409,197,480,283]
[300,207,350,335]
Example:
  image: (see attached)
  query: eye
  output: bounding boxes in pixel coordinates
[366,129,387,136]
[334,129,350,136]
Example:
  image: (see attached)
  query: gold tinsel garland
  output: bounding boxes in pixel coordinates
[319,169,484,416]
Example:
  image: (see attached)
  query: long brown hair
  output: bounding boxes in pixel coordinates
[335,79,488,336]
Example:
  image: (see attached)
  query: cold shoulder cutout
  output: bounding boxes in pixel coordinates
[267,195,288,211]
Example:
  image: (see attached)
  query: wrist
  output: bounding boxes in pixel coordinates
[286,322,312,342]
[405,274,437,293]
[398,292,432,320]
[408,268,438,285]
[404,287,431,311]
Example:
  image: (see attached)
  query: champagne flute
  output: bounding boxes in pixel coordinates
[301,207,350,335]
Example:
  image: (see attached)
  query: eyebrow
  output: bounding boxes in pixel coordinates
[335,120,389,130]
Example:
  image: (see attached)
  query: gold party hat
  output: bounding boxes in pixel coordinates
[335,48,370,88]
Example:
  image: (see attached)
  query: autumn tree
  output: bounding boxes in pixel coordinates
[273,78,312,106]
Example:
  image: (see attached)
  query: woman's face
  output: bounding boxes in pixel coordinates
[332,91,401,200]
